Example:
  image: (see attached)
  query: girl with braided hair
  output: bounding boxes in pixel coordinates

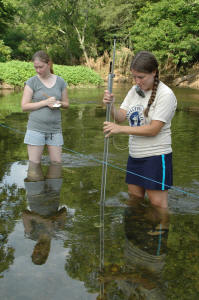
[103,51,177,209]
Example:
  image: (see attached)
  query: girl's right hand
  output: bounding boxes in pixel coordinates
[103,90,115,105]
[46,96,57,108]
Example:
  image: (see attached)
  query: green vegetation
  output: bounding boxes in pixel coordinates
[54,65,103,86]
[0,40,11,62]
[0,0,198,75]
[0,61,103,87]
[131,0,199,71]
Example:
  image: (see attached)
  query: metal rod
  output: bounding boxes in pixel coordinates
[100,38,116,277]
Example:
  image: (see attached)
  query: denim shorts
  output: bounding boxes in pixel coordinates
[24,130,64,146]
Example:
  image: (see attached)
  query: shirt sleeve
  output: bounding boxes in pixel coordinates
[152,91,177,123]
[25,77,35,91]
[120,87,136,111]
[59,77,67,91]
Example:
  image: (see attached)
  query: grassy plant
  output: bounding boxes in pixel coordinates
[0,61,103,87]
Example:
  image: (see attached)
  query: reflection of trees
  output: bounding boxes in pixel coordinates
[62,105,107,155]
[64,203,126,296]
[0,112,29,273]
[0,244,14,274]
[0,124,27,181]
[172,111,199,187]
[163,214,199,299]
[60,160,127,297]
[64,208,100,293]
[0,184,26,274]
[60,164,126,294]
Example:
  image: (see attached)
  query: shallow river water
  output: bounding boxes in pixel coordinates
[0,83,199,300]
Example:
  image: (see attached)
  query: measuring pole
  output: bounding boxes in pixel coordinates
[100,38,116,279]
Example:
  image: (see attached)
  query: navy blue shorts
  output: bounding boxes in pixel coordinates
[125,153,173,190]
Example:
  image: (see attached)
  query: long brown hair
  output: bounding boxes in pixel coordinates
[32,50,54,74]
[130,51,159,117]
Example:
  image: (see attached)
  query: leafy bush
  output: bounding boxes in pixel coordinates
[0,40,12,62]
[0,60,35,86]
[131,0,199,70]
[54,64,103,86]
[0,60,103,87]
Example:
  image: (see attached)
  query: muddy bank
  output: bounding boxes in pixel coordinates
[104,71,199,90]
[0,82,22,91]
[0,82,15,89]
[173,72,199,89]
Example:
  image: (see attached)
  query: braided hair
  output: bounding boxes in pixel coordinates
[32,50,54,74]
[130,51,159,117]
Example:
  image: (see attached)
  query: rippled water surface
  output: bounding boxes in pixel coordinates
[0,84,199,300]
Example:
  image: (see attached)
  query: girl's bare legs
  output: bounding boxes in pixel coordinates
[28,145,44,164]
[46,162,62,179]
[127,184,145,206]
[146,189,169,235]
[146,189,168,209]
[127,184,170,235]
[26,145,62,180]
[26,145,44,181]
[47,145,62,163]
[128,184,168,208]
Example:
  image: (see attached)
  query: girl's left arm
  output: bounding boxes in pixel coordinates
[60,87,69,109]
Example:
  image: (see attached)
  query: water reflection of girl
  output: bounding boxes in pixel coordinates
[124,203,169,256]
[22,162,66,265]
[96,203,169,300]
[121,203,169,299]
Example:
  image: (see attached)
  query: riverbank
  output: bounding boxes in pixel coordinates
[1,73,199,90]
[99,70,199,90]
[173,72,199,89]
[87,48,199,90]
[1,59,199,90]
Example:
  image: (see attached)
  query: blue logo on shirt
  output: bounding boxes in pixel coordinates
[127,105,144,127]
[130,111,141,126]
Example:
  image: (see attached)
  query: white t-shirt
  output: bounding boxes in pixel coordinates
[120,81,177,158]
